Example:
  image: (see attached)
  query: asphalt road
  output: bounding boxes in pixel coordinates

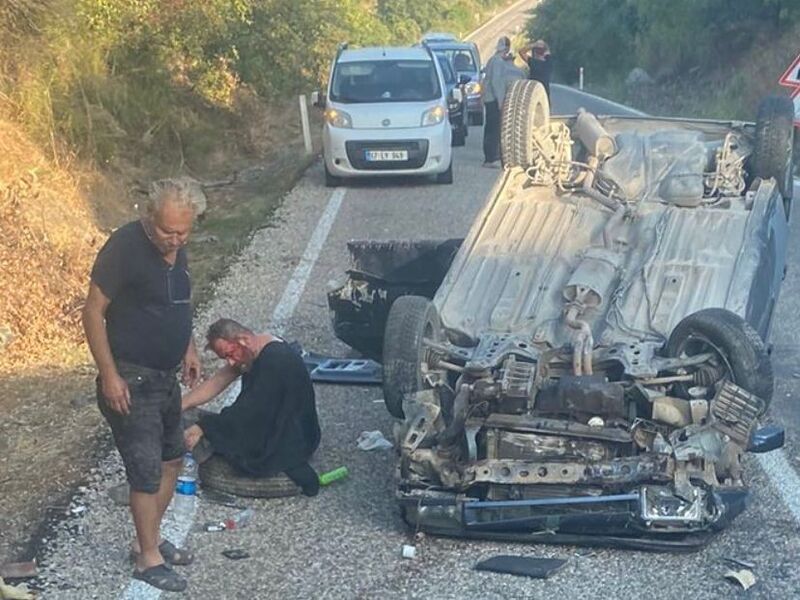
[34,2,800,598]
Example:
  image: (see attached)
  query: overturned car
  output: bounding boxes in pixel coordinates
[328,81,795,550]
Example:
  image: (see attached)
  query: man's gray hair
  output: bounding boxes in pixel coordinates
[206,318,255,345]
[145,177,206,217]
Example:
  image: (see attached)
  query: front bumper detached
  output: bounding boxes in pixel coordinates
[398,485,749,552]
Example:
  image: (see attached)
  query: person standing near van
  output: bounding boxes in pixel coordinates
[482,36,524,167]
[525,39,553,99]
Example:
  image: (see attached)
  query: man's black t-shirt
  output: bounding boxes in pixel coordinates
[90,221,192,371]
[199,341,321,477]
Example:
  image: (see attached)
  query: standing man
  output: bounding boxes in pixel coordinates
[482,36,525,168]
[182,319,322,497]
[82,179,202,593]
[525,39,553,100]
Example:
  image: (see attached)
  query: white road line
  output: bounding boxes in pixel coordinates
[120,185,347,600]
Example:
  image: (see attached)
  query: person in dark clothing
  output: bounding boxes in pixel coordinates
[525,39,553,99]
[82,179,202,593]
[482,36,525,167]
[182,318,322,496]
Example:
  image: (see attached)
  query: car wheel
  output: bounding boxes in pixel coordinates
[324,164,341,188]
[199,455,301,498]
[382,296,441,419]
[436,160,454,184]
[452,126,466,147]
[500,80,550,169]
[666,308,773,408]
[751,95,795,219]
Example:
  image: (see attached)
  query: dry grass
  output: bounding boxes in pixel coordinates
[0,119,104,373]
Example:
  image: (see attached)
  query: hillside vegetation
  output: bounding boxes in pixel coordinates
[0,0,509,371]
[527,0,800,120]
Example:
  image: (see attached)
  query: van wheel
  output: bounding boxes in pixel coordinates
[382,296,441,419]
[325,164,341,188]
[752,95,795,218]
[436,161,454,184]
[501,80,550,168]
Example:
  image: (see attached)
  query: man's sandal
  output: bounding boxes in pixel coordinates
[158,540,194,566]
[132,563,187,592]
[130,540,194,566]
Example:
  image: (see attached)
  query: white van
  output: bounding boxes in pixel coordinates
[313,45,456,187]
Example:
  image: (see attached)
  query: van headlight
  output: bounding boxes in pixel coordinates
[466,81,481,95]
[325,108,352,128]
[421,105,446,127]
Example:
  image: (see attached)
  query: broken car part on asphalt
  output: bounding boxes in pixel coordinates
[474,555,568,579]
[327,82,795,550]
[0,563,36,580]
[293,342,382,385]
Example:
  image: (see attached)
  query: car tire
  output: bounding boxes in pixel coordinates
[324,164,341,188]
[452,126,466,147]
[382,295,441,419]
[752,95,795,218]
[500,80,550,169]
[666,308,773,408]
[436,161,454,184]
[198,455,302,498]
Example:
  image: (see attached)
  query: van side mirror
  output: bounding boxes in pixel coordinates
[310,90,325,108]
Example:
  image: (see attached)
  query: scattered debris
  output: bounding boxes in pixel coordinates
[356,430,393,451]
[69,504,87,516]
[221,549,250,560]
[474,556,568,579]
[401,545,417,559]
[205,507,255,532]
[292,342,382,385]
[0,577,34,600]
[722,557,756,570]
[319,466,349,486]
[724,569,756,590]
[0,562,36,580]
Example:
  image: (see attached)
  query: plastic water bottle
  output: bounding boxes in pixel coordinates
[176,453,197,496]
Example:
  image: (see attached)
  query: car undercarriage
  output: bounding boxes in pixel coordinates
[327,82,795,549]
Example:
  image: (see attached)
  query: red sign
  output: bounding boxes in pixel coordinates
[779,53,800,89]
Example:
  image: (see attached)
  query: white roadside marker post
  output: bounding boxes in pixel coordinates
[299,94,313,155]
[579,67,584,91]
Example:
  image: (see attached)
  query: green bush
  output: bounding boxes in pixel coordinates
[0,0,508,167]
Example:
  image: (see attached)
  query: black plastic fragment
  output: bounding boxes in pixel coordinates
[474,555,567,579]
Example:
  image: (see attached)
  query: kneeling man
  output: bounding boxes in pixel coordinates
[182,318,321,496]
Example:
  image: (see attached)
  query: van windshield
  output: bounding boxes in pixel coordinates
[330,60,441,103]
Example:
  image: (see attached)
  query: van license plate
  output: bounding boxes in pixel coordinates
[366,150,408,161]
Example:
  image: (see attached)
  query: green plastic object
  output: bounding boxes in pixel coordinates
[319,466,349,486]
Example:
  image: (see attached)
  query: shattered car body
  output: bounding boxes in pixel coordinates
[328,82,794,550]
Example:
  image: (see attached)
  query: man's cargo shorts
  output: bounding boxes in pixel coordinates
[97,361,184,493]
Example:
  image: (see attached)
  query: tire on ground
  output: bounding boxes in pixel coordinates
[751,95,795,218]
[666,308,773,408]
[500,80,551,169]
[382,295,441,419]
[199,455,301,498]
